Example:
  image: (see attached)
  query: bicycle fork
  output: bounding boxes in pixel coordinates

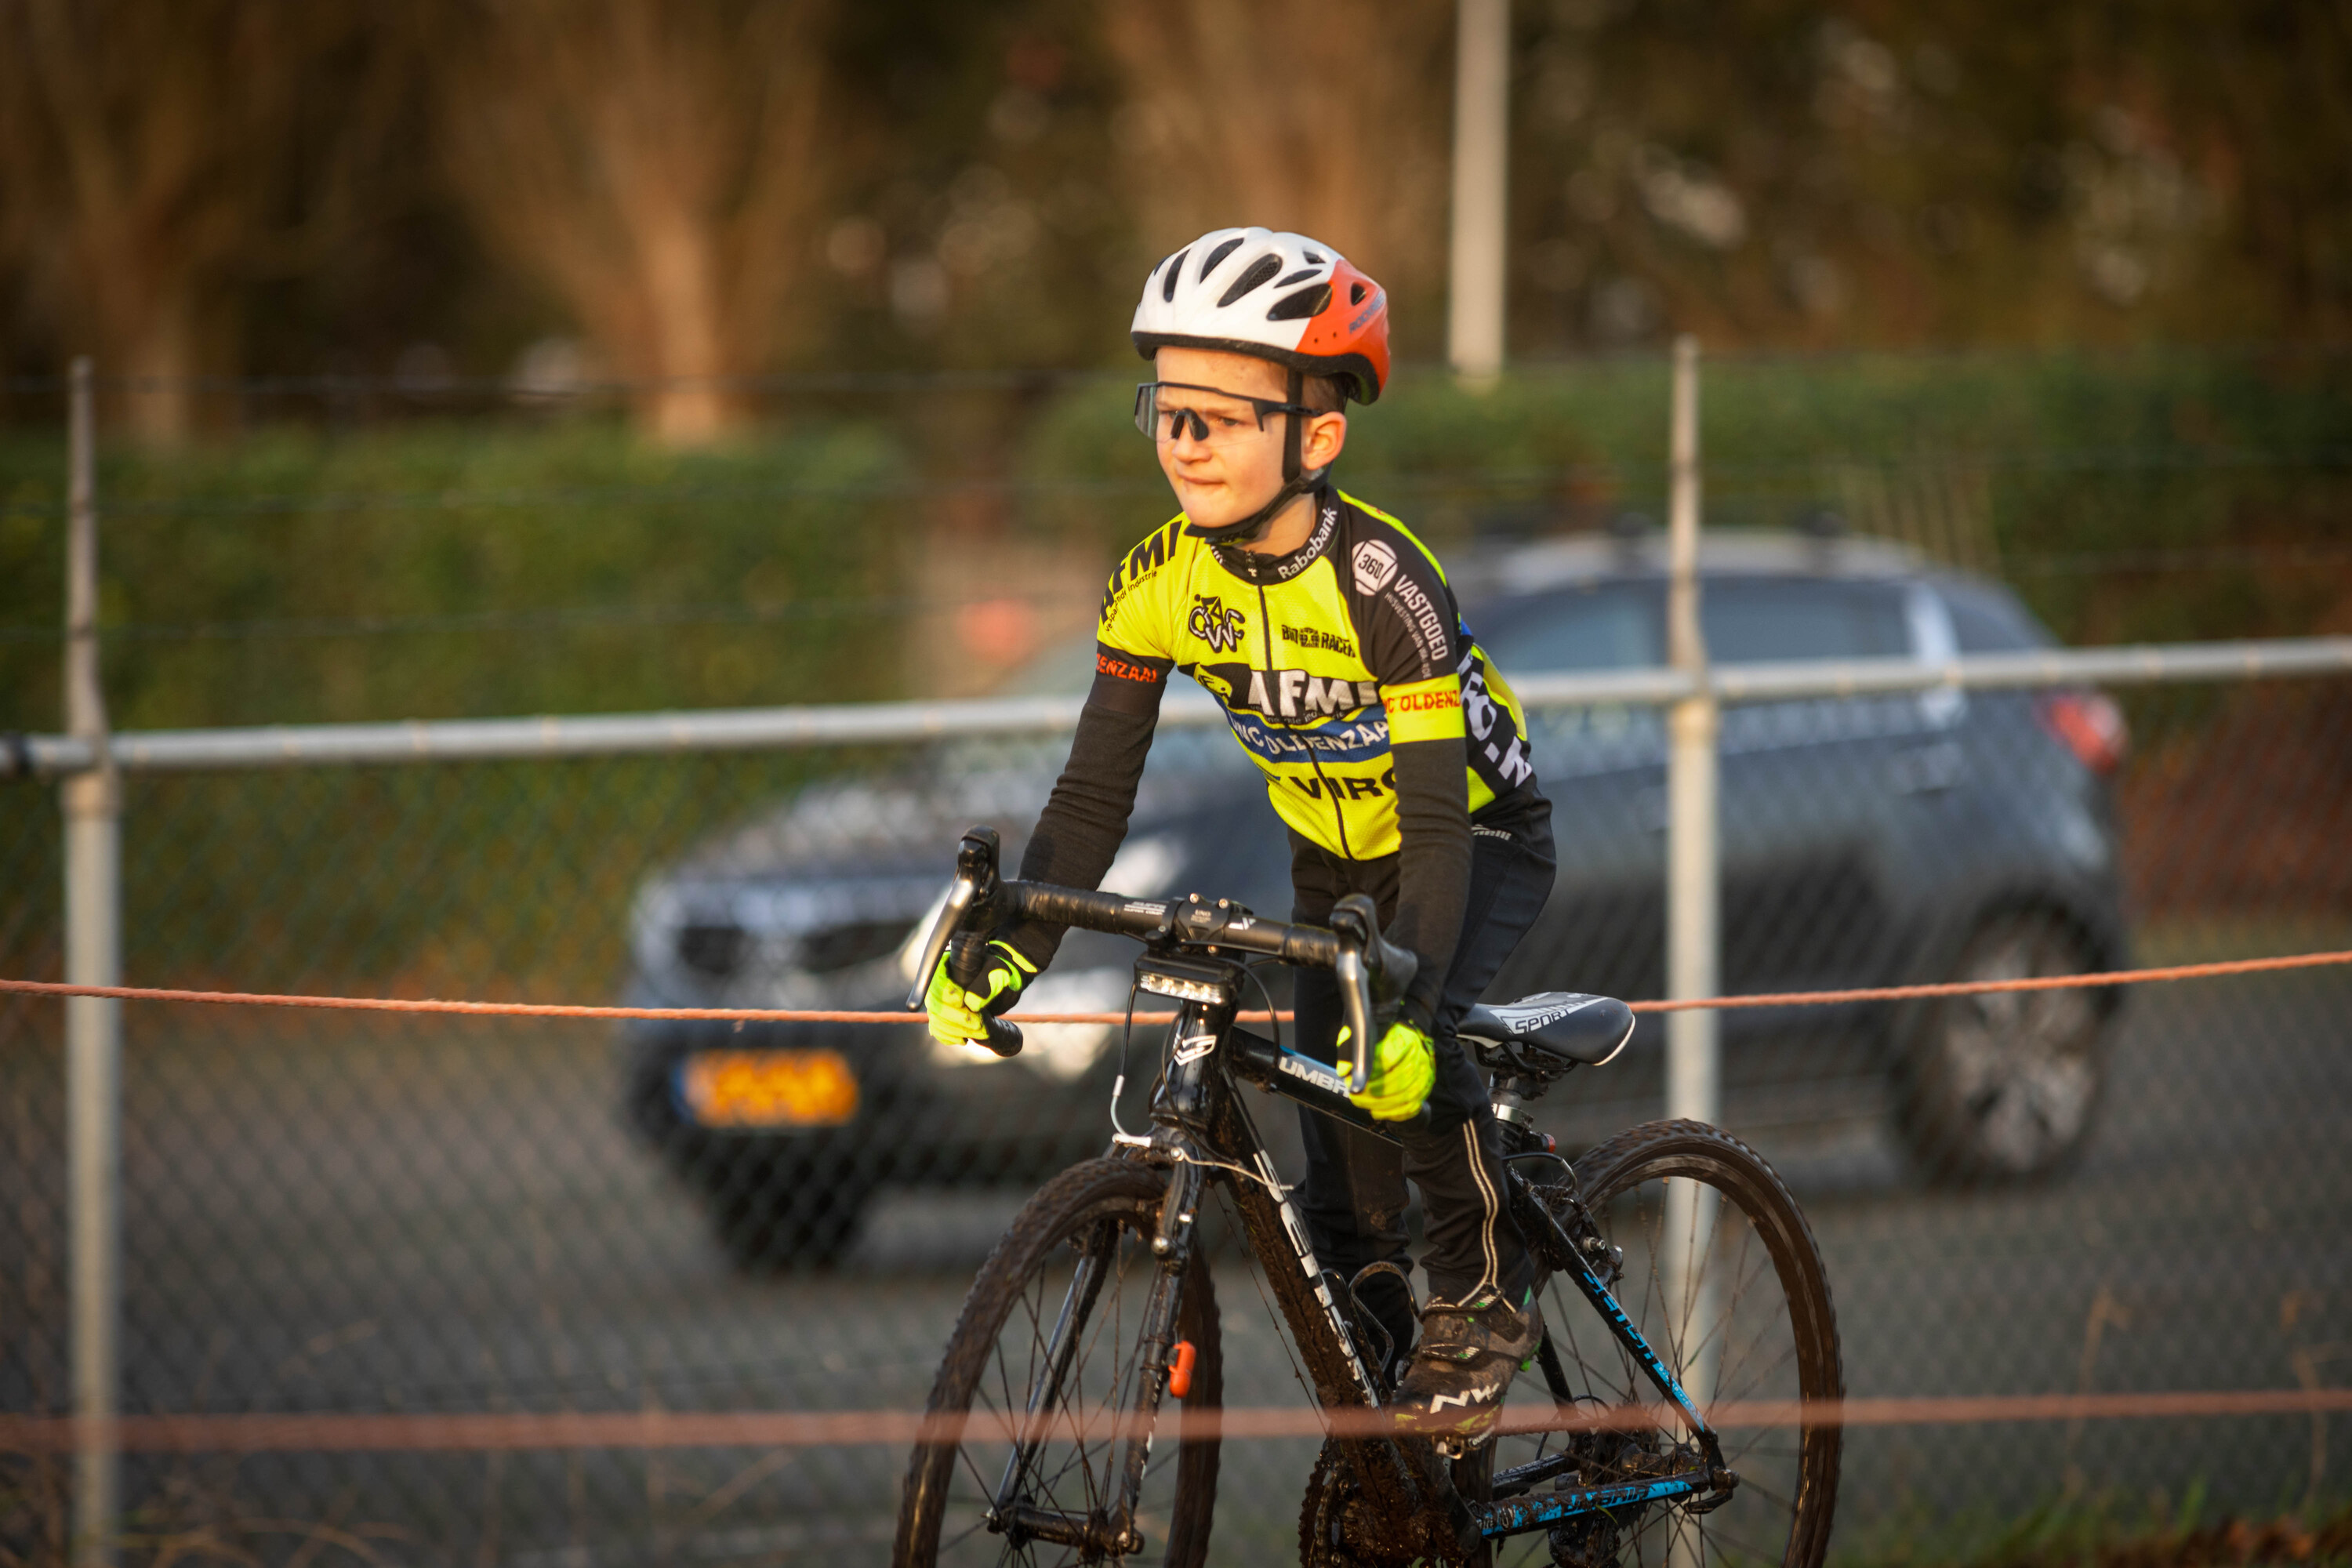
[985,1158,1207,1558]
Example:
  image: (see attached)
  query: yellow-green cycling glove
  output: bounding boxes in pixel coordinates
[924,939,1036,1047]
[1337,1019,1436,1121]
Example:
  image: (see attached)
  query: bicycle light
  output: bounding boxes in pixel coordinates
[1136,964,1236,1005]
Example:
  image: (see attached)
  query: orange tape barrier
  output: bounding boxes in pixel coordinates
[2,1389,2348,1454]
[1,949,2347,1027]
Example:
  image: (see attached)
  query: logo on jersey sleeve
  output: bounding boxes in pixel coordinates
[1352,540,1399,595]
[1461,650,1535,786]
[1185,594,1247,653]
[1101,522,1181,622]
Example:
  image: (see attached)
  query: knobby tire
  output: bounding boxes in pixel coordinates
[895,1156,1222,1566]
[1528,1118,1843,1568]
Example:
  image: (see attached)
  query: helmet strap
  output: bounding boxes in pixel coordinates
[1187,366,1327,546]
[1281,365,1305,485]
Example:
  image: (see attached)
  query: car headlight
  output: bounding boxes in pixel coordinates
[1102,833,1184,897]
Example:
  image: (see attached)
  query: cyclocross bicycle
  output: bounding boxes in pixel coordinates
[894,827,1843,1566]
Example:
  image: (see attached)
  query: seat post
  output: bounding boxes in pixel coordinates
[1489,1071,1552,1126]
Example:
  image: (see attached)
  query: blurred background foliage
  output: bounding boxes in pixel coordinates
[6,0,2351,410]
[1,0,2349,729]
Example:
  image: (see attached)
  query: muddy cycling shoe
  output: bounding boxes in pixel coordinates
[1388,1287,1544,1454]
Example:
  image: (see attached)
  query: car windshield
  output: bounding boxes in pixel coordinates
[1474,575,1914,671]
[1472,582,1661,670]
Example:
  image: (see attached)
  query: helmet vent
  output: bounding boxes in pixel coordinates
[1200,236,1246,278]
[1349,281,1369,305]
[1266,282,1334,321]
[1274,267,1320,288]
[1305,250,1326,264]
[1162,249,1189,302]
[1218,253,1283,307]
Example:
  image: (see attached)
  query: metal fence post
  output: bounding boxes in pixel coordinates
[62,358,122,1568]
[1664,336,1719,1128]
[1662,336,1722,1457]
[1446,0,1510,386]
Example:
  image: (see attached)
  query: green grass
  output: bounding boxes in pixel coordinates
[1835,1487,2352,1567]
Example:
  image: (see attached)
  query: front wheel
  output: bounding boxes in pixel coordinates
[1498,1120,1843,1568]
[896,1157,1222,1566]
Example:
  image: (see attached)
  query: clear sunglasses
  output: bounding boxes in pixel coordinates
[1133,381,1319,447]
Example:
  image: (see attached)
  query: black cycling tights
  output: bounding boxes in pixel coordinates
[1288,794,1556,1381]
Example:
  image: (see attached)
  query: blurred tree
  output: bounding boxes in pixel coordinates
[1100,0,1457,355]
[1506,0,2352,352]
[0,0,394,439]
[5,0,2349,398]
[436,0,833,444]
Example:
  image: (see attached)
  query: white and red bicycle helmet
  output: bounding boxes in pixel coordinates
[1131,227,1391,405]
[1132,227,1390,541]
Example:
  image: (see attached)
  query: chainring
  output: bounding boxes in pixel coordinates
[1298,1440,1493,1567]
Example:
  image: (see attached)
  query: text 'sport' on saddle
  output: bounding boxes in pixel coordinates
[1457,993,1636,1078]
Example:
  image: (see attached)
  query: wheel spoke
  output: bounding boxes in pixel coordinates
[898,1163,1222,1566]
[1504,1124,1841,1568]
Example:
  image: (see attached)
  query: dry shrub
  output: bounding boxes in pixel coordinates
[2118,684,2352,924]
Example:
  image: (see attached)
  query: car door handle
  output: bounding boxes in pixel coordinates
[1889,741,1965,794]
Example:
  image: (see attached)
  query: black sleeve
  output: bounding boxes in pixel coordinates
[996,644,1171,970]
[1385,734,1470,1029]
[1350,530,1474,1030]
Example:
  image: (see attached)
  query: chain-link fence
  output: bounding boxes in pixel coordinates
[3,653,2349,1566]
[5,350,2352,1563]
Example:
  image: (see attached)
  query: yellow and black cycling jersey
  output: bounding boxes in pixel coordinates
[1086,487,1537,860]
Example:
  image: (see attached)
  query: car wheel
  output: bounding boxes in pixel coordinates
[1896,910,2112,1181]
[692,1138,880,1270]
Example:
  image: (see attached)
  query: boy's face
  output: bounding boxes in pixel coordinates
[1149,347,1347,532]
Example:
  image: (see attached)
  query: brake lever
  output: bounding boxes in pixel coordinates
[1334,945,1374,1097]
[904,826,1001,1010]
[1327,892,1417,1098]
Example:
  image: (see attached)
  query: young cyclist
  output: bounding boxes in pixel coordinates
[925,227,1558,1448]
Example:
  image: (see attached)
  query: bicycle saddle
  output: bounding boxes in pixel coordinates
[1457,992,1636,1072]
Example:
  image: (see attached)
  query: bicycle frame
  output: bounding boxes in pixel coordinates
[914,829,1736,1555]
[997,968,1731,1555]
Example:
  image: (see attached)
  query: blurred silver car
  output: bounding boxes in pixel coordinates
[621,528,2129,1265]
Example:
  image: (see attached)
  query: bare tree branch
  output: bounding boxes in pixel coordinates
[1102,0,1454,314]
[0,0,370,439]
[437,0,833,444]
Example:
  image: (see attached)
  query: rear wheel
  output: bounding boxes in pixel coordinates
[897,1157,1221,1566]
[1497,1120,1842,1568]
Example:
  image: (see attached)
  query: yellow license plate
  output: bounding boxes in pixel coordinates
[678,1049,859,1129]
